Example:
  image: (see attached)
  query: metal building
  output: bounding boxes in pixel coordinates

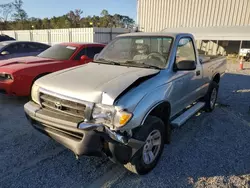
[137,0,250,32]
[137,0,250,56]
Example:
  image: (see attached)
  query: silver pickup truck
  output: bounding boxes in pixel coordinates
[24,32,226,175]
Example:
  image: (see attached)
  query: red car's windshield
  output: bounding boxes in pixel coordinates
[37,44,78,60]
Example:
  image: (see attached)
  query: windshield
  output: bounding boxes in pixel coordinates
[37,44,77,60]
[0,45,4,52]
[95,36,173,69]
[0,42,9,51]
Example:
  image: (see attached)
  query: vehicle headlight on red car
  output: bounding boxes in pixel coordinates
[0,73,13,80]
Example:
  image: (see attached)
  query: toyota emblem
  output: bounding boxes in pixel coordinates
[55,101,62,110]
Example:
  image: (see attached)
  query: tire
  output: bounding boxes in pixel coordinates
[203,81,219,112]
[124,116,165,175]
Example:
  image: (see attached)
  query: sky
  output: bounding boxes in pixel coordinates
[2,0,137,21]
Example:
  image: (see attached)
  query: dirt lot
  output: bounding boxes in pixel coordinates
[0,61,249,188]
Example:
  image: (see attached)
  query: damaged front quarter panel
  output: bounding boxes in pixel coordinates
[100,69,160,106]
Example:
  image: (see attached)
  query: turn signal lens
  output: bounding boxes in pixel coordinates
[118,112,132,127]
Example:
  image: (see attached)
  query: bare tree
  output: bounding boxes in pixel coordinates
[0,3,13,22]
[67,9,83,27]
[12,0,28,21]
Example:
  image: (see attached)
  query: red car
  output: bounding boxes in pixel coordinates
[0,42,105,96]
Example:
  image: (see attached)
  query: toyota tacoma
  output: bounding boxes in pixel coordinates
[24,32,226,175]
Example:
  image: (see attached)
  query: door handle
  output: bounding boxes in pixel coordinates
[196,70,201,76]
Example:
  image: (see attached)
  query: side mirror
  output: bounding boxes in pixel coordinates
[80,55,91,61]
[175,60,196,71]
[1,51,10,56]
[94,53,100,61]
[178,38,190,47]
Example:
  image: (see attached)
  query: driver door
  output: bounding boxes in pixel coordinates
[170,37,203,116]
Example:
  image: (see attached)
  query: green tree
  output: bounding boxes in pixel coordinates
[0,6,135,30]
[121,15,135,28]
[42,18,50,29]
[101,9,109,17]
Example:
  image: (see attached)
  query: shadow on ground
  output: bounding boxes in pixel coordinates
[106,73,250,187]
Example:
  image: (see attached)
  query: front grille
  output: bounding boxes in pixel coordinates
[40,92,86,119]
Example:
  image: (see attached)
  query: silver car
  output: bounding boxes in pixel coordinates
[24,32,226,175]
[0,41,50,60]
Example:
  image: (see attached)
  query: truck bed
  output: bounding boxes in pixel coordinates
[199,55,225,64]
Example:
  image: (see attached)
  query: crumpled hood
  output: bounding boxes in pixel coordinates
[35,62,159,105]
[0,56,54,67]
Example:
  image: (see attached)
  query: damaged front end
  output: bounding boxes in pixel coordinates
[24,99,144,164]
[25,64,160,164]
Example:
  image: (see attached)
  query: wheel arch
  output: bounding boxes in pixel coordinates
[141,101,171,129]
[212,73,220,84]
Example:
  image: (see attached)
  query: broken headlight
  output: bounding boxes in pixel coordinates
[92,103,116,125]
[92,104,132,128]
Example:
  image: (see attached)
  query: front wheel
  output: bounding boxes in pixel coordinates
[203,81,219,112]
[124,116,165,175]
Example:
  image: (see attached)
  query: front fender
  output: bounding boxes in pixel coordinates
[119,83,172,131]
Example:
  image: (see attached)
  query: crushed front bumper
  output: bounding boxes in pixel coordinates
[24,101,144,163]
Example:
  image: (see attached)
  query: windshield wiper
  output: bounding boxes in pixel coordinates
[122,61,161,70]
[141,64,161,70]
[123,60,137,64]
[94,59,161,70]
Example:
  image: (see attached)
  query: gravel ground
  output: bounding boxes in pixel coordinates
[0,60,249,188]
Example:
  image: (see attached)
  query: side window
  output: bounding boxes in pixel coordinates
[28,43,49,51]
[27,43,39,51]
[18,43,32,52]
[74,48,87,60]
[87,47,104,58]
[25,43,43,52]
[74,46,105,60]
[176,38,196,63]
[5,44,18,54]
[38,43,50,50]
[13,43,30,53]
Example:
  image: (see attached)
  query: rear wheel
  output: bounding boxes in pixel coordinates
[203,81,219,112]
[124,116,165,175]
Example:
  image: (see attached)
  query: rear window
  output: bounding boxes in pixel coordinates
[37,44,77,60]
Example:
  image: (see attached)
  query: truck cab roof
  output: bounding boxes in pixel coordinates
[117,32,193,38]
